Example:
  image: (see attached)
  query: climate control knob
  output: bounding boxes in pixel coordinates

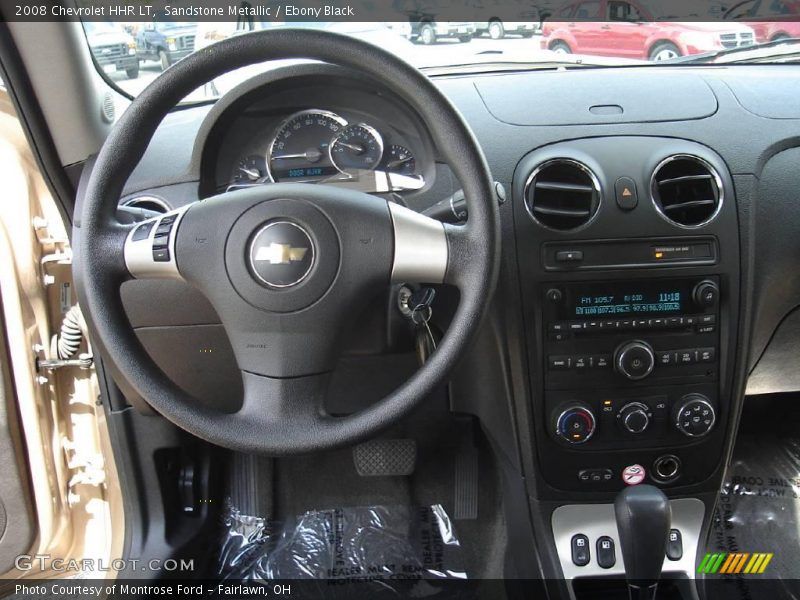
[674,394,716,438]
[555,405,596,445]
[618,402,652,434]
[614,340,655,380]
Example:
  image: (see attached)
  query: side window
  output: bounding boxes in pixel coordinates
[575,1,601,19]
[769,0,791,14]
[608,1,642,20]
[559,5,576,17]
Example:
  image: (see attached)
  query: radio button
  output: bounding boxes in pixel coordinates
[620,319,633,330]
[601,320,618,330]
[700,314,716,324]
[634,319,649,329]
[556,250,584,263]
[549,356,572,370]
[649,318,667,328]
[698,347,716,362]
[667,317,683,328]
[683,316,697,326]
[574,356,590,369]
[586,322,600,331]
[656,351,675,366]
[593,355,611,368]
[549,322,568,332]
[569,322,585,332]
[677,349,697,365]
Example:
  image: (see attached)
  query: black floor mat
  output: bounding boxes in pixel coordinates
[705,434,800,599]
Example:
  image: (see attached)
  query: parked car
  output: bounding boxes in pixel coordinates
[541,0,756,60]
[135,19,198,70]
[475,19,539,38]
[83,21,139,79]
[472,0,540,38]
[406,20,477,43]
[725,0,800,42]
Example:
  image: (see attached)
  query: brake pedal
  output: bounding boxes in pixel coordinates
[353,439,417,477]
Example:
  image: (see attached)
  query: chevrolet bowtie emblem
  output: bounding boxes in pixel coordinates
[253,243,309,265]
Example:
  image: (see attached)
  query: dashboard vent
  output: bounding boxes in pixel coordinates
[525,159,600,231]
[122,196,170,214]
[651,156,721,227]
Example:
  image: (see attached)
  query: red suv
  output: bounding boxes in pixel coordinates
[725,0,800,42]
[541,0,757,60]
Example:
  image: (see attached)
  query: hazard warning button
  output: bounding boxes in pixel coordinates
[615,176,638,210]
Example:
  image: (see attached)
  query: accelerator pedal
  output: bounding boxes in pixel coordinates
[453,423,479,520]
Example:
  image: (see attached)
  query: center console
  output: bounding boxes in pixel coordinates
[542,275,721,490]
[511,136,742,590]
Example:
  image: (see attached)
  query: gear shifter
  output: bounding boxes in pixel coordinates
[614,485,671,600]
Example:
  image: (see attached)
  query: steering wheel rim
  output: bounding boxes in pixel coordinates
[75,29,499,454]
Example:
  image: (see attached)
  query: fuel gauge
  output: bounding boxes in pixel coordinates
[383,144,416,176]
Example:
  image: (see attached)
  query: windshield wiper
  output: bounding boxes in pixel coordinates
[659,36,800,64]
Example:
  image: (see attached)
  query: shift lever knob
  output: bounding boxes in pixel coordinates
[614,485,671,598]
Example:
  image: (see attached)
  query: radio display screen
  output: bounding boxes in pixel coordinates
[575,291,681,316]
[559,280,705,318]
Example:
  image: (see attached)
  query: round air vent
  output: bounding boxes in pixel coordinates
[122,196,170,213]
[524,159,601,231]
[651,156,722,227]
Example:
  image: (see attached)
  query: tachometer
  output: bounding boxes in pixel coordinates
[267,109,347,182]
[233,155,267,184]
[330,123,384,175]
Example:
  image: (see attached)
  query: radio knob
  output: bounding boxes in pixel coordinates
[693,280,719,308]
[614,340,655,380]
[674,394,716,438]
[555,405,596,445]
[546,288,564,304]
[618,402,651,434]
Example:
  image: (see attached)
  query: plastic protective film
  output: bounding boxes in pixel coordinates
[705,435,800,599]
[217,503,465,595]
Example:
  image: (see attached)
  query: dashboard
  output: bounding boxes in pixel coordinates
[110,60,800,584]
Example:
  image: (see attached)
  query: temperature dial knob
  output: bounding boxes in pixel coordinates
[555,405,596,445]
[618,402,652,434]
[615,340,655,380]
[674,394,716,438]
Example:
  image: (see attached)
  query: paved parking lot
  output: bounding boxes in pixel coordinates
[108,32,546,102]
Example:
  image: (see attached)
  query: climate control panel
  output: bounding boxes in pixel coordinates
[550,391,717,449]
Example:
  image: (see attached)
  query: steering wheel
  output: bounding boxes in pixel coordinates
[75,29,499,454]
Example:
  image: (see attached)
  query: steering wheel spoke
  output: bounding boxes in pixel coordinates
[239,370,330,428]
[123,205,190,281]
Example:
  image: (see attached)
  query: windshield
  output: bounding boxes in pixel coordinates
[80,10,800,103]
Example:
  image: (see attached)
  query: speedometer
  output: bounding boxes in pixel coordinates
[267,110,347,182]
[330,123,384,175]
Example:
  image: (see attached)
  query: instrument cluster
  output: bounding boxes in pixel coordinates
[227,108,423,193]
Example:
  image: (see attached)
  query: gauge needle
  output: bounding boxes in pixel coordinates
[239,167,261,179]
[388,156,413,168]
[272,148,323,162]
[334,140,365,154]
